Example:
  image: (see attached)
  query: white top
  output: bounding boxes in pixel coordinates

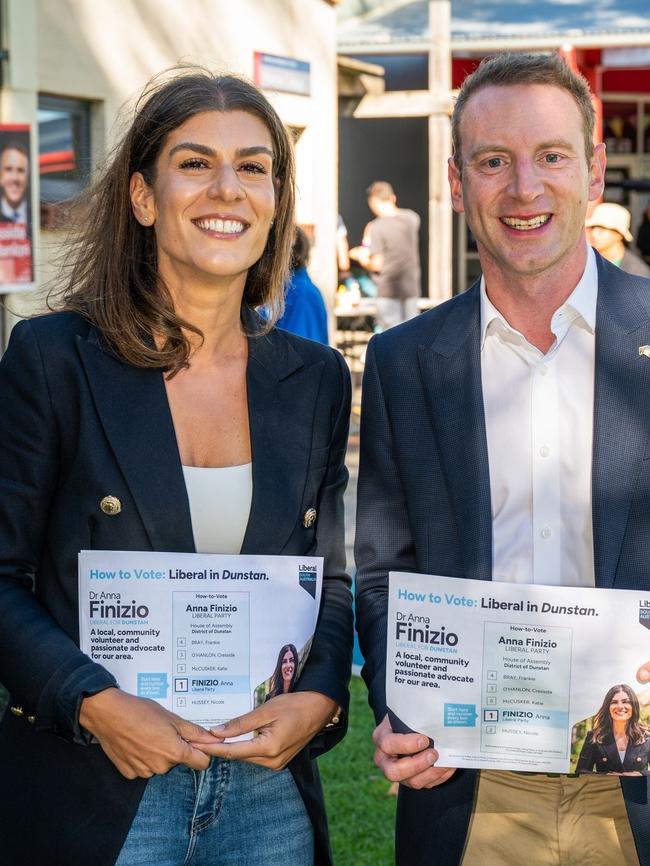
[480,246,598,588]
[182,463,252,555]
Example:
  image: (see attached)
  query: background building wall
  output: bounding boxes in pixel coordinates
[3,0,339,340]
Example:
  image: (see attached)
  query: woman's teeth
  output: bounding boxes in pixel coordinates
[195,218,245,233]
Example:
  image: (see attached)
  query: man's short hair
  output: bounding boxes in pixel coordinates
[0,140,29,161]
[452,52,595,173]
[366,180,395,201]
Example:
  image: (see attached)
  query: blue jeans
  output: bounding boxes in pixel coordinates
[114,758,313,866]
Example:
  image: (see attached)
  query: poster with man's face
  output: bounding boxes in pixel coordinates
[0,125,33,292]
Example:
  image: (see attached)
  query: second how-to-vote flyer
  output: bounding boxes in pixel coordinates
[79,550,323,729]
[387,572,650,773]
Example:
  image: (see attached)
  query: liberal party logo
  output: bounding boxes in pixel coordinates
[299,564,317,599]
[640,600,650,631]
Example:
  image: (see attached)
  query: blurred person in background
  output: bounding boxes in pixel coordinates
[636,203,650,265]
[336,213,351,281]
[586,202,650,277]
[349,180,421,331]
[276,225,329,344]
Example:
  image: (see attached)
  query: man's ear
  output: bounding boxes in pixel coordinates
[448,156,465,214]
[129,172,155,225]
[588,142,607,203]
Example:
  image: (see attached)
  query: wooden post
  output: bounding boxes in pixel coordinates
[428,0,452,301]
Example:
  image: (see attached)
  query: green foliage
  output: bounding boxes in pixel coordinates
[320,676,396,866]
[570,716,590,771]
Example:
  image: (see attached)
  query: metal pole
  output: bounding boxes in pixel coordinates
[0,300,6,354]
[428,0,453,301]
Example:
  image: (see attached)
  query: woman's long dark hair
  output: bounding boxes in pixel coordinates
[50,67,295,373]
[268,643,298,698]
[591,684,649,745]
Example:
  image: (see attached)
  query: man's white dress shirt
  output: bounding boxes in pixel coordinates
[480,246,598,588]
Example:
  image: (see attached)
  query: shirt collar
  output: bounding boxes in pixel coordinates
[480,245,598,349]
[1,198,27,222]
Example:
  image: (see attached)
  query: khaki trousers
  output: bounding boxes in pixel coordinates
[460,771,640,866]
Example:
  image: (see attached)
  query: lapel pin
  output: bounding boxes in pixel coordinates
[100,495,122,516]
[639,346,650,358]
[302,508,317,528]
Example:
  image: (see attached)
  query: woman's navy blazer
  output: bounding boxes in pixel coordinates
[577,731,650,775]
[0,310,353,866]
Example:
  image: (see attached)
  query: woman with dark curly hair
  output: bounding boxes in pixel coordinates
[577,684,650,775]
[0,68,352,866]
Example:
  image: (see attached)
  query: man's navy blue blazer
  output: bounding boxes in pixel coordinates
[0,310,353,866]
[355,252,650,866]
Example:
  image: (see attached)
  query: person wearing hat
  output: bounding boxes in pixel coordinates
[586,202,650,277]
[636,203,650,264]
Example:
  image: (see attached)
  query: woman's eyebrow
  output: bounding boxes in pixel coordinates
[237,145,273,159]
[168,142,213,158]
[168,142,273,159]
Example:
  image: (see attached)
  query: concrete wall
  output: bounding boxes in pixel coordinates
[2,0,339,338]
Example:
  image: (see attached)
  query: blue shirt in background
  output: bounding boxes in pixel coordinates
[276,267,329,345]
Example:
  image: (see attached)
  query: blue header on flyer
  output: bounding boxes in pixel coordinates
[88,566,269,581]
[396,586,599,618]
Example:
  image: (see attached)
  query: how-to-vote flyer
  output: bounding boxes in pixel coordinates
[79,551,322,729]
[387,572,650,773]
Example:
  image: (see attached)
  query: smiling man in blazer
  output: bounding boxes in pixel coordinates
[355,52,650,866]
